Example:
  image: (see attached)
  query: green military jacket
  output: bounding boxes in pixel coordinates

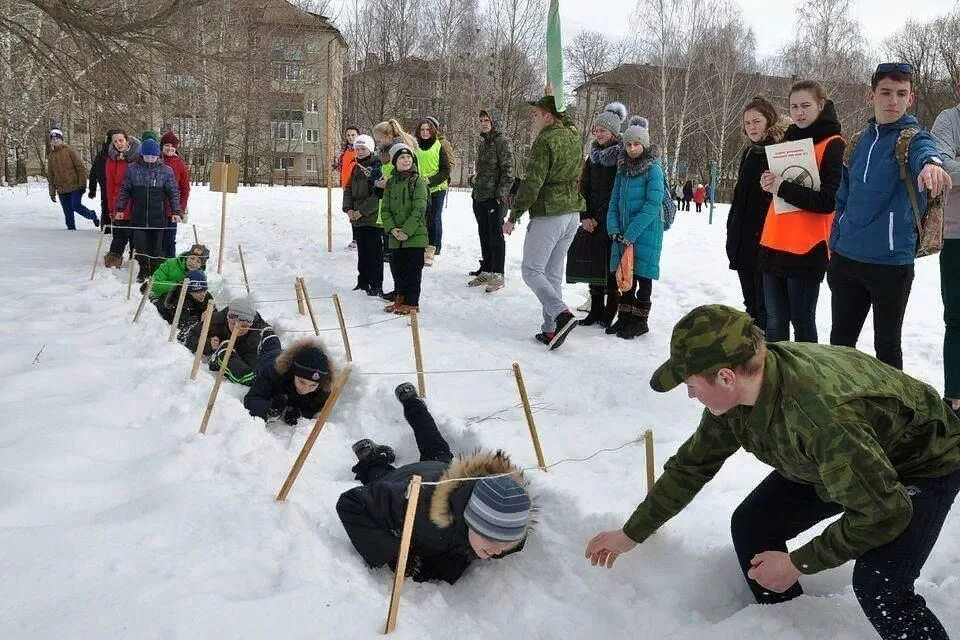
[380,170,429,250]
[472,127,514,203]
[624,342,960,575]
[510,121,585,221]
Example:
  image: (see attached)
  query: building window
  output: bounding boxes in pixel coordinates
[274,156,295,170]
[306,129,319,143]
[307,99,319,113]
[273,61,303,81]
[274,122,289,140]
[306,157,316,172]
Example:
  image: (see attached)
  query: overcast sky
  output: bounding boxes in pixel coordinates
[561,0,956,60]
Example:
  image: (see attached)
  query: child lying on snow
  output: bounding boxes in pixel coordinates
[154,269,214,336]
[337,383,533,584]
[243,339,334,425]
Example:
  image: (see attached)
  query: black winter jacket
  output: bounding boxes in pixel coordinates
[88,141,109,204]
[183,308,281,386]
[580,140,621,224]
[243,339,333,420]
[155,288,213,330]
[757,100,845,281]
[336,452,530,584]
[115,158,182,228]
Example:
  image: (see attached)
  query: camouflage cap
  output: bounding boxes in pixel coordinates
[527,95,563,118]
[650,305,760,392]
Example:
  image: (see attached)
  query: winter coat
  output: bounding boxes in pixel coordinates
[156,289,213,331]
[929,105,960,240]
[415,136,451,193]
[342,155,383,227]
[693,186,706,204]
[336,451,530,585]
[510,121,586,221]
[243,339,334,421]
[163,153,191,217]
[607,147,666,280]
[674,184,683,199]
[624,341,960,575]
[726,120,789,271]
[833,113,941,266]
[47,144,87,198]
[567,139,621,285]
[380,169,429,249]
[758,101,845,281]
[88,141,109,203]
[338,145,357,188]
[150,251,208,298]
[105,137,142,220]
[682,181,694,200]
[183,308,282,386]
[471,107,515,203]
[115,158,182,228]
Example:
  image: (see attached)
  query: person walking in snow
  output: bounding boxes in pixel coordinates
[183,297,281,386]
[567,102,626,328]
[243,339,334,425]
[692,183,706,212]
[337,382,533,585]
[468,107,515,293]
[674,183,683,209]
[415,117,452,265]
[46,128,99,230]
[160,131,191,258]
[585,304,960,640]
[504,94,586,350]
[343,134,384,297]
[88,129,119,235]
[103,130,141,268]
[603,116,664,340]
[682,179,693,211]
[380,143,429,315]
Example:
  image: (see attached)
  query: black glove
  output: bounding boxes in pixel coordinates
[267,394,287,419]
[88,189,96,199]
[282,406,301,426]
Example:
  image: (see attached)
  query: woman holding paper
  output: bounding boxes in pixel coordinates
[758,80,845,343]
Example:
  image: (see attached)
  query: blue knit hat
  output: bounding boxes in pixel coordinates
[186,270,207,292]
[142,138,161,157]
[463,475,531,542]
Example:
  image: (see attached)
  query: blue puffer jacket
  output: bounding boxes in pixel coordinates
[115,158,182,228]
[832,114,941,265]
[607,148,665,280]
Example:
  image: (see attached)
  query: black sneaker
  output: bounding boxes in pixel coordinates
[381,290,397,302]
[352,438,396,464]
[534,332,551,345]
[548,311,578,351]
[469,262,483,277]
[366,286,383,297]
[395,382,418,404]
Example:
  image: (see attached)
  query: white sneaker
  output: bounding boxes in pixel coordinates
[467,272,490,287]
[484,274,504,292]
[424,245,436,267]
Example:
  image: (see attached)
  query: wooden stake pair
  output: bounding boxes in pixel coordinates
[298,277,320,335]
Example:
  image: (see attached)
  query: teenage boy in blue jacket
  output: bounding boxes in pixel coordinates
[829,63,952,369]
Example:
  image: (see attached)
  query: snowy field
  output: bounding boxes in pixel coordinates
[0,182,956,639]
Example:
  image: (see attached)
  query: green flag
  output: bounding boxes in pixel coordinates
[547,0,565,113]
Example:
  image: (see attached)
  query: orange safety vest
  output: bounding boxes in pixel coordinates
[759,134,843,255]
[340,148,357,187]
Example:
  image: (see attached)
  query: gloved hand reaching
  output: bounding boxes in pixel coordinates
[282,406,301,426]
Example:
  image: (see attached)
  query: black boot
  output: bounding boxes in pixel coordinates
[579,292,606,326]
[605,304,633,335]
[618,301,651,339]
[352,438,396,464]
[395,382,418,404]
[599,290,620,328]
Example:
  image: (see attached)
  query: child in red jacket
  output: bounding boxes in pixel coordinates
[160,131,191,257]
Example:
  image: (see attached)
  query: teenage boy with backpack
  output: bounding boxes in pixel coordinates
[829,62,952,370]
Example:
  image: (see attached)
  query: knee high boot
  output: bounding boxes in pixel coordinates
[599,289,620,328]
[579,290,606,326]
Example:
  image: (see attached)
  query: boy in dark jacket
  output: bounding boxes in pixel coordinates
[115,138,182,279]
[337,383,533,585]
[154,269,213,333]
[343,134,384,296]
[183,297,281,386]
[243,339,334,425]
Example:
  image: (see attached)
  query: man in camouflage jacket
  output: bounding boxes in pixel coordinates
[585,304,960,640]
[468,107,514,290]
[504,96,586,350]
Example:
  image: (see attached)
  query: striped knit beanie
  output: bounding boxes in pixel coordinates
[463,475,531,542]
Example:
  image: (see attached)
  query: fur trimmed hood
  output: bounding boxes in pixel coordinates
[107,136,141,162]
[272,338,336,390]
[589,139,622,167]
[618,144,661,177]
[428,450,532,546]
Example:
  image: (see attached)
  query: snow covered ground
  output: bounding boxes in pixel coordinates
[0,182,956,639]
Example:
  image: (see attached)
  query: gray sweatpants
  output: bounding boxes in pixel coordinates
[521,212,580,333]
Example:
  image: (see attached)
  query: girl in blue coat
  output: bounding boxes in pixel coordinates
[606,116,665,339]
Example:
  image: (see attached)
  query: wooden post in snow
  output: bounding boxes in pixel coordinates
[383,474,423,634]
[513,362,546,471]
[168,278,190,341]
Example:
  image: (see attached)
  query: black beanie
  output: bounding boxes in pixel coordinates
[291,347,329,382]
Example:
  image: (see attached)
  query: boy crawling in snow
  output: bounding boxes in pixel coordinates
[243,339,333,426]
[337,383,533,584]
[155,270,213,337]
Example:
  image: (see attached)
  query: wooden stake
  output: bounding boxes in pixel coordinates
[192,223,199,245]
[90,221,106,280]
[168,278,190,341]
[238,244,250,295]
[644,429,655,495]
[410,309,425,398]
[299,276,320,336]
[199,322,240,434]
[218,161,228,274]
[126,251,137,300]
[295,278,305,315]
[132,277,153,324]
[276,366,353,501]
[326,38,335,254]
[513,362,547,471]
[332,293,352,362]
[384,474,422,635]
[190,300,216,380]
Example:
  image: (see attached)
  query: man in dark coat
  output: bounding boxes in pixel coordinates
[183,297,281,386]
[337,383,533,585]
[243,339,333,425]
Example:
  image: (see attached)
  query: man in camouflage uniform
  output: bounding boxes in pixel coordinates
[585,304,960,640]
[504,95,586,350]
[468,108,514,292]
